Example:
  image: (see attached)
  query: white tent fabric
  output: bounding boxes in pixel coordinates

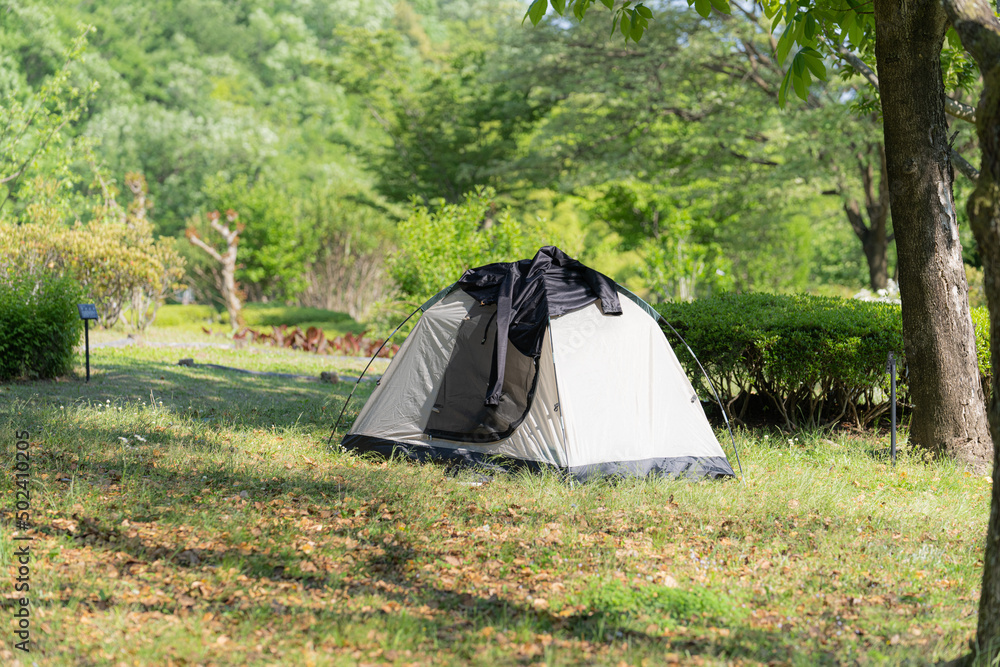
[342,285,734,480]
[550,297,726,474]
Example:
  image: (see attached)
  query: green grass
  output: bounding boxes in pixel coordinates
[0,338,990,665]
[97,304,368,345]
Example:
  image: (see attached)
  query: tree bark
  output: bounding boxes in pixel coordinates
[874,0,991,470]
[940,0,1000,658]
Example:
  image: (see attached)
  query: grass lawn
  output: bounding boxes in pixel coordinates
[89,304,368,346]
[0,337,989,665]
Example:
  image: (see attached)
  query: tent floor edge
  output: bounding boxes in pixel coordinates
[340,434,735,481]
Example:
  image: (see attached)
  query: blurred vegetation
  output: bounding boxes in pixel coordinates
[3,0,973,327]
[152,303,365,338]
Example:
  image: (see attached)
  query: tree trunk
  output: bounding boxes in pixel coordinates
[940,0,1000,659]
[186,211,243,330]
[844,198,890,290]
[863,231,890,291]
[874,0,991,469]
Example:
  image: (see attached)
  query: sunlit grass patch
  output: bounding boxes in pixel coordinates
[0,335,991,665]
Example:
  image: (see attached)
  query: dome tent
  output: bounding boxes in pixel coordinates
[340,247,735,480]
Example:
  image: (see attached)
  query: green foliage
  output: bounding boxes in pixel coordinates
[295,185,400,320]
[590,181,730,301]
[513,10,856,294]
[196,175,307,301]
[5,0,901,319]
[524,0,656,43]
[337,27,548,204]
[971,306,991,394]
[0,268,82,380]
[88,103,279,236]
[390,188,534,304]
[0,175,186,330]
[565,579,732,625]
[657,293,911,429]
[152,304,221,328]
[240,303,363,334]
[0,20,99,226]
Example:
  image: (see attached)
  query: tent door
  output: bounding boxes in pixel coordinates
[424,302,539,443]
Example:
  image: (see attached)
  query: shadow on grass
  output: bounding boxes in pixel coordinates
[1,354,377,438]
[1,362,836,663]
[46,513,799,664]
[22,457,807,665]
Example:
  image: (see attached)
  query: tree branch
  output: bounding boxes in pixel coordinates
[831,44,979,181]
[186,232,223,263]
[951,146,981,182]
[844,198,870,240]
[831,43,976,123]
[832,44,880,88]
[720,142,779,166]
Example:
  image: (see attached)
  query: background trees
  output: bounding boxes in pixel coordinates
[1,0,894,314]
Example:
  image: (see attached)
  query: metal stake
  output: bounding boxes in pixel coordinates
[78,304,98,382]
[888,352,897,466]
[85,319,90,382]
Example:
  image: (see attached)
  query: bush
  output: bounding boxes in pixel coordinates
[0,269,82,381]
[390,187,535,306]
[0,174,186,331]
[655,293,976,429]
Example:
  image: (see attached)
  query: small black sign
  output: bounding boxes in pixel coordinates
[77,304,98,320]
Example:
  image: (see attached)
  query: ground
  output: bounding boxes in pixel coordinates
[0,324,990,665]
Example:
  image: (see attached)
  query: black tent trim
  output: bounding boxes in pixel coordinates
[341,434,735,481]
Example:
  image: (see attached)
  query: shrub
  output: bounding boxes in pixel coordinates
[656,293,936,429]
[0,269,82,381]
[390,187,534,305]
[0,174,186,331]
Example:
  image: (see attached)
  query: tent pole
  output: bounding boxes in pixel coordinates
[326,304,423,448]
[659,316,745,483]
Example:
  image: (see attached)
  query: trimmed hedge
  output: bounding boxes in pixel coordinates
[656,293,991,429]
[0,269,83,381]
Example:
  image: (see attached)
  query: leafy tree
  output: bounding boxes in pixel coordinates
[511,6,885,292]
[526,0,992,470]
[334,26,548,205]
[590,181,730,300]
[197,175,308,302]
[86,104,280,236]
[0,22,98,224]
[186,209,243,328]
[391,187,535,304]
[295,185,400,320]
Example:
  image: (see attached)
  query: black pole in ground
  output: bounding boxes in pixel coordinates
[78,304,97,382]
[888,351,897,466]
[85,319,90,382]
